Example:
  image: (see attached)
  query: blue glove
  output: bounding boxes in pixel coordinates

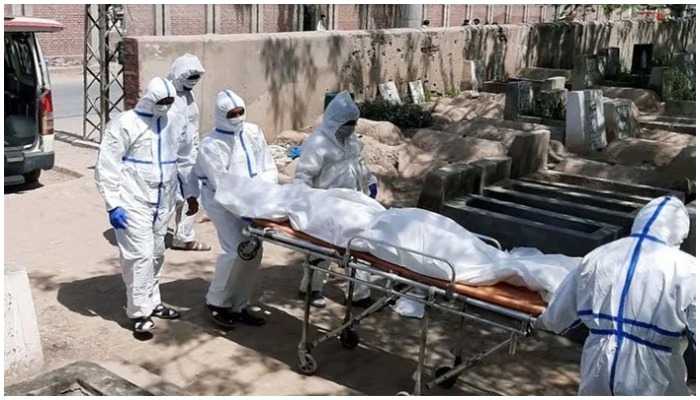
[108,207,128,230]
[242,217,252,223]
[369,183,378,199]
[287,146,302,160]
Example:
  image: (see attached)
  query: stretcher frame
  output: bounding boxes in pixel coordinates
[242,221,541,395]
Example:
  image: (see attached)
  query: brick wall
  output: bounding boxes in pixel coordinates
[492,5,506,24]
[337,4,361,30]
[170,4,206,36]
[262,4,294,33]
[368,4,395,29]
[449,5,467,27]
[33,4,84,59]
[123,37,139,110]
[471,5,487,23]
[511,5,526,24]
[4,4,11,15]
[124,4,154,36]
[425,4,444,27]
[219,4,251,34]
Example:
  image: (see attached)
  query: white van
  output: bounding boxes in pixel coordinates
[4,16,63,185]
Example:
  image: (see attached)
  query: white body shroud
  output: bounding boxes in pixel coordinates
[214,178,581,302]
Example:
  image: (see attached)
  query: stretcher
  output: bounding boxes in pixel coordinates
[240,219,547,395]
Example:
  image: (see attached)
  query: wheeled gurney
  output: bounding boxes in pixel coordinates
[240,219,547,395]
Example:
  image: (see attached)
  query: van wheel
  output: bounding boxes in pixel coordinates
[23,170,41,184]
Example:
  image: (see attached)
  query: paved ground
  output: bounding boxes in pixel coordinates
[4,72,692,395]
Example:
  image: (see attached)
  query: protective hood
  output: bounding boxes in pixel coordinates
[320,91,360,144]
[214,90,246,131]
[134,77,176,115]
[167,53,206,93]
[631,196,689,247]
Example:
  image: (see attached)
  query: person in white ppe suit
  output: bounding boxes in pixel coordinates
[294,90,378,308]
[95,77,200,334]
[195,90,278,328]
[166,54,211,252]
[534,195,696,396]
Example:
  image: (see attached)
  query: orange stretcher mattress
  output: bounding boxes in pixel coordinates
[253,220,547,316]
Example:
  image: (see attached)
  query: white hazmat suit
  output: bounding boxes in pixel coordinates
[95,77,199,319]
[537,196,696,396]
[167,54,206,249]
[195,90,278,311]
[294,90,377,302]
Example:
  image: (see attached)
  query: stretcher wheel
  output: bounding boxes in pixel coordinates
[339,328,360,349]
[396,391,411,396]
[297,353,317,376]
[237,241,259,261]
[434,366,459,389]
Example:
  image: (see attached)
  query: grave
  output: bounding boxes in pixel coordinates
[565,90,606,153]
[600,47,621,78]
[603,99,638,143]
[504,81,534,120]
[631,44,653,75]
[536,89,567,120]
[4,361,161,395]
[418,166,683,257]
[378,81,402,104]
[572,55,600,90]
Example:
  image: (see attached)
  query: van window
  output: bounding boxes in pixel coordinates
[4,33,38,83]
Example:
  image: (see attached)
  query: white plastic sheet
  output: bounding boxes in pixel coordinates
[213,177,581,301]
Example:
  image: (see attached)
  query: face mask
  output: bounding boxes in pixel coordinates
[153,103,171,116]
[183,77,199,91]
[223,116,245,132]
[335,125,354,142]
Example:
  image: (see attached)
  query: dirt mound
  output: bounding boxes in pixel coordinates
[589,138,687,168]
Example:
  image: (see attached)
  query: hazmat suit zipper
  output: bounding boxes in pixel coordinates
[238,130,257,178]
[154,117,163,224]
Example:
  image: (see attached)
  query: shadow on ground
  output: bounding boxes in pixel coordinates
[55,250,582,395]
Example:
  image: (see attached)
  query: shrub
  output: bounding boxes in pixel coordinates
[664,67,696,101]
[358,99,433,129]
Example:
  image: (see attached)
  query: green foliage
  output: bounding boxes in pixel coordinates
[423,89,433,102]
[665,68,696,101]
[444,87,458,98]
[358,98,433,129]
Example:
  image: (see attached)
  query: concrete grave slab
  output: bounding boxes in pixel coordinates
[5,265,44,383]
[4,361,159,396]
[542,77,566,91]
[537,89,567,120]
[504,81,534,120]
[572,55,600,90]
[566,90,606,153]
[603,98,639,143]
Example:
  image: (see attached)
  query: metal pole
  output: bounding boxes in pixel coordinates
[99,5,109,141]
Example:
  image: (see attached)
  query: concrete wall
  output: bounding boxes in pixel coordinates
[123,18,695,140]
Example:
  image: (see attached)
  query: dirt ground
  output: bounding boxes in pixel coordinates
[4,140,590,395]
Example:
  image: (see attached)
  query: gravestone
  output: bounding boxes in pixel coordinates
[604,99,638,143]
[378,81,402,104]
[686,43,696,54]
[566,90,606,153]
[631,44,653,74]
[600,47,621,78]
[408,80,426,103]
[538,89,568,120]
[504,81,534,121]
[573,55,600,90]
[461,60,485,91]
[542,77,566,91]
